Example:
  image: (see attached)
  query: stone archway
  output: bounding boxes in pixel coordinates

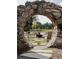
[17,1,62,54]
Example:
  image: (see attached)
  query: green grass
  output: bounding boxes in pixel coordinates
[27,29,53,46]
[30,29,53,32]
[41,29,53,32]
[28,37,48,46]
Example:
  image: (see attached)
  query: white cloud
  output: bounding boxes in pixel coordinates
[36,15,52,24]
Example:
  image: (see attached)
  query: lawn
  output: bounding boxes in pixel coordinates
[41,29,53,32]
[25,29,53,46]
[28,37,48,46]
[30,29,53,32]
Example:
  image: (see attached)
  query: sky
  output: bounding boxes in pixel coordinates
[17,0,62,24]
[35,15,52,24]
[17,0,62,5]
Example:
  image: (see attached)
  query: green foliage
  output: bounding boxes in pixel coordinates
[42,22,53,29]
[32,22,53,29]
[32,21,42,29]
[24,15,53,31]
[24,17,34,31]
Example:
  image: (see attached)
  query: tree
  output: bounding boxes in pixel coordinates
[42,22,53,29]
[24,17,35,31]
[32,21,42,29]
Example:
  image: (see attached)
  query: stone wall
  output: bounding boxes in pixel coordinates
[17,1,62,54]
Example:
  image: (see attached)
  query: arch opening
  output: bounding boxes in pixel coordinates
[23,15,55,48]
[24,15,57,49]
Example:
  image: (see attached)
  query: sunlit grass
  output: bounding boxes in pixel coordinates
[26,29,53,46]
[30,29,53,32]
[29,37,48,46]
[41,29,53,32]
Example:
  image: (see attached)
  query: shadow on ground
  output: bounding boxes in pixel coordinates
[17,55,38,59]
